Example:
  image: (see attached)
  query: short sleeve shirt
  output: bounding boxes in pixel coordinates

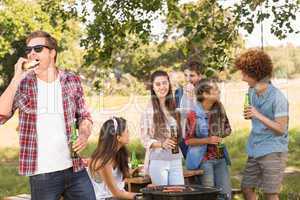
[247,84,289,158]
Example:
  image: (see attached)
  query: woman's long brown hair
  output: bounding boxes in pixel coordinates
[89,117,129,179]
[150,70,181,137]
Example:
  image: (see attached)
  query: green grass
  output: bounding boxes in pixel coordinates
[0,164,29,198]
[0,148,29,198]
[287,128,300,168]
[226,128,300,200]
[1,129,300,199]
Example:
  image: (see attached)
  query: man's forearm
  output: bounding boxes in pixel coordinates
[255,113,287,135]
[0,77,21,117]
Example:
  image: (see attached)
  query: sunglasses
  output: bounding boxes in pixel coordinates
[25,45,50,54]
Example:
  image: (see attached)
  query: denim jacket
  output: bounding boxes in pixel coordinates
[185,102,231,170]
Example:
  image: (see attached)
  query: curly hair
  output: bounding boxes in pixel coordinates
[234,49,273,81]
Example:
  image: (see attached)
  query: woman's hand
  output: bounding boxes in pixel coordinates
[207,136,222,145]
[161,138,176,149]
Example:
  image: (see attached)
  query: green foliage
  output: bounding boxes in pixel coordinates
[79,0,299,79]
[1,0,299,92]
[117,40,186,80]
[127,138,145,162]
[82,0,242,82]
[0,0,52,90]
[166,0,239,76]
[80,0,167,65]
[0,0,83,92]
[87,67,147,96]
[233,0,300,40]
[38,0,79,30]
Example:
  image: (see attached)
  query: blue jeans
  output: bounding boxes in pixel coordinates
[29,168,96,200]
[149,159,184,185]
[200,158,232,200]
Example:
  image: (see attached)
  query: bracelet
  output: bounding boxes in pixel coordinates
[134,193,143,200]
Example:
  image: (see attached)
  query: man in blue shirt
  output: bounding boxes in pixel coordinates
[235,49,289,200]
[175,61,204,158]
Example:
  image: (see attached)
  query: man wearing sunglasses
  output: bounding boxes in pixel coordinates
[0,31,96,200]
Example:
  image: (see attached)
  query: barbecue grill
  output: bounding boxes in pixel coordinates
[139,185,220,200]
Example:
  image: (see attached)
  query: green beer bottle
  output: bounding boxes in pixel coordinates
[130,150,139,169]
[216,131,225,159]
[244,93,251,120]
[70,120,78,158]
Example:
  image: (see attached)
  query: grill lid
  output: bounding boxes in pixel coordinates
[140,185,220,196]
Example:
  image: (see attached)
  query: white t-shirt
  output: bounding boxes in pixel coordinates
[179,92,196,138]
[88,168,125,200]
[35,78,72,175]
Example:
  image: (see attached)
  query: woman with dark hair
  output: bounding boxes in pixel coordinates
[184,78,232,200]
[140,70,184,185]
[89,117,137,200]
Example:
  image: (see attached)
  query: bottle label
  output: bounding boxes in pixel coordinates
[70,121,78,158]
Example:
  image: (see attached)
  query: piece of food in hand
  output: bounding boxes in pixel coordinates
[22,60,40,70]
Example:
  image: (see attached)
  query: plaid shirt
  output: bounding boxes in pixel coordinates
[0,70,92,176]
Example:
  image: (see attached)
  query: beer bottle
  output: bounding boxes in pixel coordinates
[244,93,251,120]
[130,150,139,169]
[70,120,79,158]
[170,125,179,154]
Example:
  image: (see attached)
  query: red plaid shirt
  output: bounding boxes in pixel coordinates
[0,70,92,176]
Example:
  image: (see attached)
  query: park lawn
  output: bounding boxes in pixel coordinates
[86,95,149,111]
[1,128,300,199]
